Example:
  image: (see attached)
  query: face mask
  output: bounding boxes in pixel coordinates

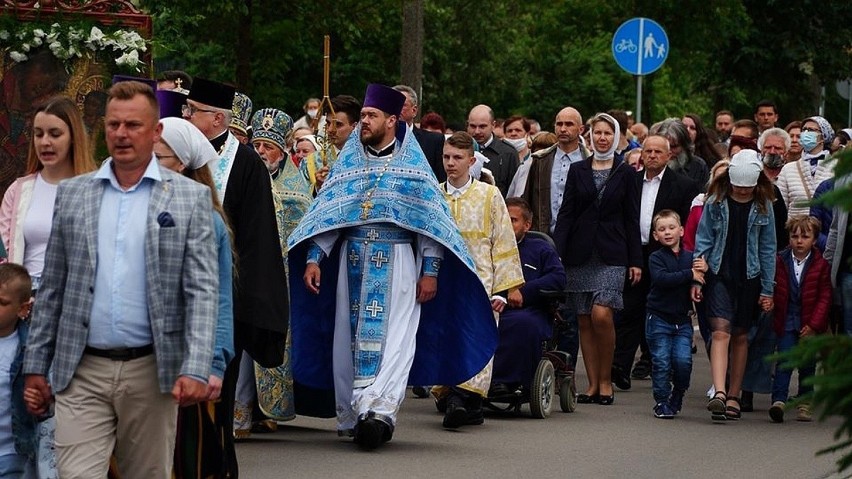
[505,137,527,152]
[799,131,820,152]
[307,108,318,119]
[761,153,785,170]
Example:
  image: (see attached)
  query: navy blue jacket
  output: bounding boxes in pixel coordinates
[647,247,695,324]
[516,235,567,311]
[553,158,641,268]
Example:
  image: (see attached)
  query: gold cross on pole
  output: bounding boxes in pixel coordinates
[314,35,336,167]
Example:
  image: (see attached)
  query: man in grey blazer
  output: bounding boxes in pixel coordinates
[23,81,218,479]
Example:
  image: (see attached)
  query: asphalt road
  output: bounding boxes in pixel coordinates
[236,340,845,479]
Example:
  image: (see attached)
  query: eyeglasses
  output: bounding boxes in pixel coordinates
[155,153,178,161]
[181,104,217,117]
[801,127,821,133]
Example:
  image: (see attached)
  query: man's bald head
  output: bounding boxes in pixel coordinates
[641,135,671,175]
[468,104,494,122]
[554,107,583,152]
[555,107,582,125]
[467,104,496,144]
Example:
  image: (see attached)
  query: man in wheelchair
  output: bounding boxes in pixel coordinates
[490,198,568,399]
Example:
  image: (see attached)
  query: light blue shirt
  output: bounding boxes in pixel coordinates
[211,212,234,379]
[88,158,161,349]
[549,146,585,234]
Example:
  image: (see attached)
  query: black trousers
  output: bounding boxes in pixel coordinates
[613,273,651,372]
[217,352,241,478]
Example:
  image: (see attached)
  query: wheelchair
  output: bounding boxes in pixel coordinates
[482,298,577,418]
[435,231,576,418]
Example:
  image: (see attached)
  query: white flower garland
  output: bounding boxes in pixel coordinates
[0,23,147,70]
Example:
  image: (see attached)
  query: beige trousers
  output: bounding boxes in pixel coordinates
[54,353,178,479]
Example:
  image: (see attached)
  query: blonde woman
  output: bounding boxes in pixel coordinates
[0,95,95,479]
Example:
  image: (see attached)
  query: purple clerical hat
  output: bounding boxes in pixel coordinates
[156,89,188,118]
[363,83,405,117]
[188,77,235,110]
[111,75,157,91]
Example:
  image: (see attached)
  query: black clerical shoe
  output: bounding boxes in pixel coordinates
[354,418,386,450]
[381,423,393,444]
[466,408,485,426]
[442,394,468,429]
[465,395,485,426]
[612,366,632,391]
[412,386,431,398]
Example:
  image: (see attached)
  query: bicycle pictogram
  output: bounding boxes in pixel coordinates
[614,38,637,54]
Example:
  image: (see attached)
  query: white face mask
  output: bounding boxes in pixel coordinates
[307,108,319,119]
[505,137,527,152]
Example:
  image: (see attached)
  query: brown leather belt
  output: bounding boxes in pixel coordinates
[84,344,154,361]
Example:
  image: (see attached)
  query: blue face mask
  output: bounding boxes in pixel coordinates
[800,131,820,152]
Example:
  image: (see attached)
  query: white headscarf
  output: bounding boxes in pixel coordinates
[295,134,321,153]
[590,112,620,161]
[159,117,218,170]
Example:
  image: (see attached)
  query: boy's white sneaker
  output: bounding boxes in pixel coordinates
[769,401,785,423]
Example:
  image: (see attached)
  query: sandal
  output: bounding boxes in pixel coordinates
[725,396,742,421]
[707,391,727,421]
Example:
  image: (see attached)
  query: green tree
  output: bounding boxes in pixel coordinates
[136,0,852,128]
[712,0,852,122]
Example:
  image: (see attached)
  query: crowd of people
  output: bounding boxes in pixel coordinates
[0,69,850,478]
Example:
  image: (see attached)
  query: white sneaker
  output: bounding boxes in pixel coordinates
[706,385,716,399]
[769,401,785,423]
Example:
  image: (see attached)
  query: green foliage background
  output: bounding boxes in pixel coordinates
[141,0,852,129]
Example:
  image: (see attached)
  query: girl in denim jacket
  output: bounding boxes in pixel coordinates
[693,150,776,421]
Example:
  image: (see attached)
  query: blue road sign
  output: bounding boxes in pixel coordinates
[612,18,669,75]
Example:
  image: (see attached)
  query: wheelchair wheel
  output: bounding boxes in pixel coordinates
[559,374,577,413]
[529,359,555,419]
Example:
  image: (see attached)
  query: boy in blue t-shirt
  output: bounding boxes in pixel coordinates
[0,263,35,476]
[646,210,706,418]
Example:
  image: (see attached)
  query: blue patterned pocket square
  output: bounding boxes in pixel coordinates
[157,212,176,227]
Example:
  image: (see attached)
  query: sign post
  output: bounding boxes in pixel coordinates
[612,18,669,123]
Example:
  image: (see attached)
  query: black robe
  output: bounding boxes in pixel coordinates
[413,126,447,183]
[210,132,288,367]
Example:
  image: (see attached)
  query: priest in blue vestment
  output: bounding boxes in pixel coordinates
[288,84,496,450]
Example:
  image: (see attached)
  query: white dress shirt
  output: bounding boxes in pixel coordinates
[640,167,666,245]
[792,251,811,284]
[445,176,473,197]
